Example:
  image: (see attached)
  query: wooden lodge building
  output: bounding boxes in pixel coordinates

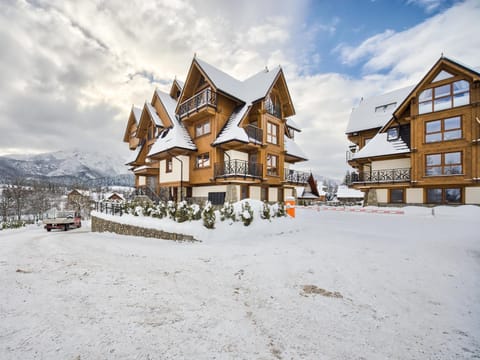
[346,57,480,205]
[123,56,309,204]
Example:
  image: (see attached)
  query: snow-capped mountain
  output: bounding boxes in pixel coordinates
[0,149,131,184]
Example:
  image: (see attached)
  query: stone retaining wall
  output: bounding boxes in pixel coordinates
[91,216,197,242]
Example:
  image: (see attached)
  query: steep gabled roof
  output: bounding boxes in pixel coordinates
[123,105,142,142]
[145,102,163,127]
[148,90,196,157]
[212,105,250,146]
[346,85,414,134]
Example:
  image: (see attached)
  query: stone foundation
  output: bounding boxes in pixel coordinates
[91,216,197,242]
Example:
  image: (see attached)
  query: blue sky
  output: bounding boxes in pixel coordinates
[0,0,478,180]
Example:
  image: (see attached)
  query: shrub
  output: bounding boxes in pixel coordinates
[240,202,254,226]
[202,201,216,229]
[175,201,189,223]
[273,202,286,217]
[220,202,236,222]
[167,201,176,220]
[188,203,202,221]
[260,201,271,220]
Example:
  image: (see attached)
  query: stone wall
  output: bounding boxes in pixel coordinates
[91,216,197,242]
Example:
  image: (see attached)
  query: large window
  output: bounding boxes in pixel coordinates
[267,122,279,144]
[418,80,469,114]
[266,154,278,176]
[265,93,281,118]
[426,188,461,204]
[425,151,462,176]
[195,120,210,137]
[195,153,210,168]
[425,116,461,143]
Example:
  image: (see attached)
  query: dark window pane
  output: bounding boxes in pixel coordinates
[444,165,462,175]
[427,189,442,203]
[390,189,404,203]
[445,188,461,203]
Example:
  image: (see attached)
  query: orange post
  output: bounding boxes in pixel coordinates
[286,196,296,218]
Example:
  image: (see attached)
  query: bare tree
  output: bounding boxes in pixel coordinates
[0,187,13,222]
[10,178,31,221]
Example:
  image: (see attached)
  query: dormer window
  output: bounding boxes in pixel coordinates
[387,127,399,141]
[375,102,397,113]
[418,80,470,114]
[265,93,281,118]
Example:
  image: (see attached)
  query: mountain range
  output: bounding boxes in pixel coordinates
[0,150,133,186]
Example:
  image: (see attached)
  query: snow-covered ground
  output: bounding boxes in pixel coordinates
[1,206,479,359]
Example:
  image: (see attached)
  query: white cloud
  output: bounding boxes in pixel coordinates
[407,0,446,13]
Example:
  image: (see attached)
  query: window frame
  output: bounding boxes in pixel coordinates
[166,157,173,173]
[389,188,404,203]
[418,80,470,114]
[267,121,279,145]
[195,152,210,169]
[266,153,279,176]
[387,127,399,141]
[425,151,462,176]
[425,116,462,143]
[426,188,462,204]
[195,120,211,138]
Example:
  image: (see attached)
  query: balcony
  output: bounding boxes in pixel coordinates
[284,169,309,184]
[348,168,411,185]
[214,160,263,179]
[178,88,217,121]
[245,124,263,144]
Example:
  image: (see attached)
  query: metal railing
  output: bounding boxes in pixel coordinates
[95,201,125,216]
[245,124,263,144]
[349,168,411,184]
[284,169,309,184]
[178,88,217,119]
[214,160,263,179]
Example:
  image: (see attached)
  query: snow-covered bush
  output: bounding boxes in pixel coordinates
[240,201,254,226]
[260,201,271,220]
[167,201,176,220]
[220,202,236,222]
[175,201,189,223]
[0,220,26,230]
[188,203,202,221]
[202,201,216,229]
[273,202,286,218]
[150,202,167,219]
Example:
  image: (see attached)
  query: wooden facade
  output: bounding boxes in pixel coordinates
[124,57,308,204]
[346,57,480,205]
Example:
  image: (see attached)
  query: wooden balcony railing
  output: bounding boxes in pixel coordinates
[284,169,309,184]
[178,88,217,119]
[214,160,263,179]
[245,124,263,144]
[348,168,411,184]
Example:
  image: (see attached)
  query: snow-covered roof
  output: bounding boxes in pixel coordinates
[284,137,308,160]
[132,106,142,124]
[145,102,163,127]
[286,118,301,132]
[346,86,414,134]
[105,192,125,201]
[125,146,142,165]
[213,105,250,145]
[352,132,410,159]
[336,185,364,199]
[148,90,197,156]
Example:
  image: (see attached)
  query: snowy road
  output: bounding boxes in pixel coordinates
[1,208,479,359]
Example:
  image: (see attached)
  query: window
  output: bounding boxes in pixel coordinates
[425,151,462,176]
[390,189,404,203]
[432,70,453,82]
[425,116,461,143]
[265,93,281,118]
[387,127,399,141]
[266,154,278,176]
[418,80,470,114]
[196,153,210,168]
[427,188,461,204]
[195,120,210,137]
[261,187,268,201]
[166,157,173,173]
[375,102,397,113]
[267,122,279,144]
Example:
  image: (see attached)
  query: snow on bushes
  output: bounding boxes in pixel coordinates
[107,198,288,229]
